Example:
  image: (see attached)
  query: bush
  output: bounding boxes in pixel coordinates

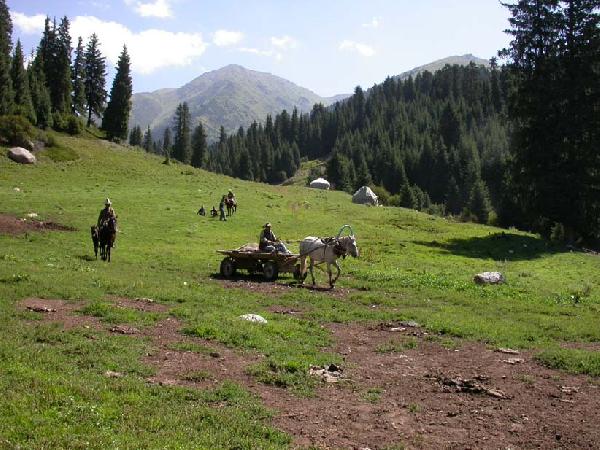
[66,116,83,135]
[370,185,391,205]
[0,115,34,147]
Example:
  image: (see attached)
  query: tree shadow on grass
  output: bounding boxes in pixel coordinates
[414,232,563,261]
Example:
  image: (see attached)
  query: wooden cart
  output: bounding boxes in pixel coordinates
[217,249,302,281]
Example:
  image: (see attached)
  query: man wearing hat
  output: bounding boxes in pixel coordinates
[97,198,117,228]
[259,222,290,254]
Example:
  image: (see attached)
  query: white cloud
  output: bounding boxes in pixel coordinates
[213,29,244,47]
[339,40,375,57]
[125,0,173,18]
[69,16,207,74]
[270,35,297,50]
[10,12,46,34]
[362,17,381,28]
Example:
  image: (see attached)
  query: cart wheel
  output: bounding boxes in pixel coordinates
[293,264,302,280]
[220,258,237,278]
[263,261,279,281]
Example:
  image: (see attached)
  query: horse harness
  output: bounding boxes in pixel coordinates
[320,237,347,258]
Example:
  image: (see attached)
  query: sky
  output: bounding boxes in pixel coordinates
[8,0,512,97]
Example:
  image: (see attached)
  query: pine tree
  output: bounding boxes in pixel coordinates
[191,121,207,168]
[10,40,35,122]
[54,16,72,114]
[172,102,191,163]
[468,179,492,223]
[102,46,132,141]
[83,33,107,126]
[162,127,172,157]
[71,36,86,116]
[501,0,600,240]
[128,124,142,146]
[142,125,152,152]
[0,0,13,114]
[28,57,52,128]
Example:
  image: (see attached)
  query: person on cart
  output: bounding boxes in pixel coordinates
[259,222,291,254]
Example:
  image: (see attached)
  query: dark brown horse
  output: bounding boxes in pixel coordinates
[225,197,237,216]
[98,217,117,262]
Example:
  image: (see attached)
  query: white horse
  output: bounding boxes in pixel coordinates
[299,235,359,288]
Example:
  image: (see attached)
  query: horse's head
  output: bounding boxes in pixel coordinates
[342,235,359,258]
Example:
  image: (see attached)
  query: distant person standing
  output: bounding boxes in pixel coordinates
[219,196,227,221]
[197,205,206,216]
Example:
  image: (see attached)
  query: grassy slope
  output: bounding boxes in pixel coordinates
[1,133,599,448]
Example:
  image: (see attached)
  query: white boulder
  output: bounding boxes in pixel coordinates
[352,185,378,205]
[8,147,36,164]
[239,314,267,324]
[474,272,505,285]
[309,177,330,190]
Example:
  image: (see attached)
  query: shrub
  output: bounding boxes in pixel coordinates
[370,185,391,205]
[550,222,565,243]
[0,115,34,147]
[66,115,83,135]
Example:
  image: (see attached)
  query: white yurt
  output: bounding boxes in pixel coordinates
[309,177,331,190]
[352,186,378,205]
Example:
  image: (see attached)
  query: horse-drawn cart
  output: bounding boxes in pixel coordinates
[217,248,302,281]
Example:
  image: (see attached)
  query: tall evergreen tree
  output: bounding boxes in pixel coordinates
[191,121,207,168]
[54,16,72,114]
[10,40,35,122]
[172,102,191,163]
[71,36,86,116]
[0,0,13,114]
[501,0,600,240]
[102,45,132,141]
[28,56,52,128]
[162,127,172,157]
[83,33,107,126]
[142,125,152,152]
[128,124,142,146]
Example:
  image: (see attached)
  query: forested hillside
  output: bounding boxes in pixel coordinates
[203,63,509,223]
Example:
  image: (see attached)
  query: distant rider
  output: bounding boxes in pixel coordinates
[259,222,291,254]
[97,198,116,228]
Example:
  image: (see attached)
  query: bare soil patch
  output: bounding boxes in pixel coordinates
[16,298,600,449]
[110,297,170,313]
[18,298,102,330]
[0,214,76,235]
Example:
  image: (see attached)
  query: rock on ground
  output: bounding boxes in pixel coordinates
[8,147,36,164]
[474,271,505,284]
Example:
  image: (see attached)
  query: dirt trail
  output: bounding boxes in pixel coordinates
[18,298,600,449]
[0,213,76,235]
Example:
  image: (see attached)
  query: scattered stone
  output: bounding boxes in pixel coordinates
[13,187,21,192]
[309,364,343,383]
[399,321,420,328]
[239,314,267,324]
[502,358,524,365]
[439,376,507,399]
[560,386,579,395]
[25,213,38,218]
[134,297,155,303]
[389,327,406,332]
[104,370,124,378]
[8,147,36,164]
[26,305,57,313]
[109,325,140,335]
[497,348,520,355]
[474,272,505,285]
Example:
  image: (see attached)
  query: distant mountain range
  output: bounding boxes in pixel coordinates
[129,64,344,142]
[129,55,490,143]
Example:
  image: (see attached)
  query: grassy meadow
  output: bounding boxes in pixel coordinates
[1,131,599,448]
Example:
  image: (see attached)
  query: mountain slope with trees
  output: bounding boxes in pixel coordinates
[129,64,344,142]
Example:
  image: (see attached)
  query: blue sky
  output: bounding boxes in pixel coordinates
[9,0,511,96]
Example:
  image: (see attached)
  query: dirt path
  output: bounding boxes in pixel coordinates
[0,213,76,235]
[18,298,600,449]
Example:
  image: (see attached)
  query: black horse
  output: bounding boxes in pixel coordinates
[98,217,117,262]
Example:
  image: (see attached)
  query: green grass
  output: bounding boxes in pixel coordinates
[1,132,600,447]
[535,348,600,377]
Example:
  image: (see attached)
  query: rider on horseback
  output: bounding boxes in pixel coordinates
[259,222,291,254]
[97,198,116,227]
